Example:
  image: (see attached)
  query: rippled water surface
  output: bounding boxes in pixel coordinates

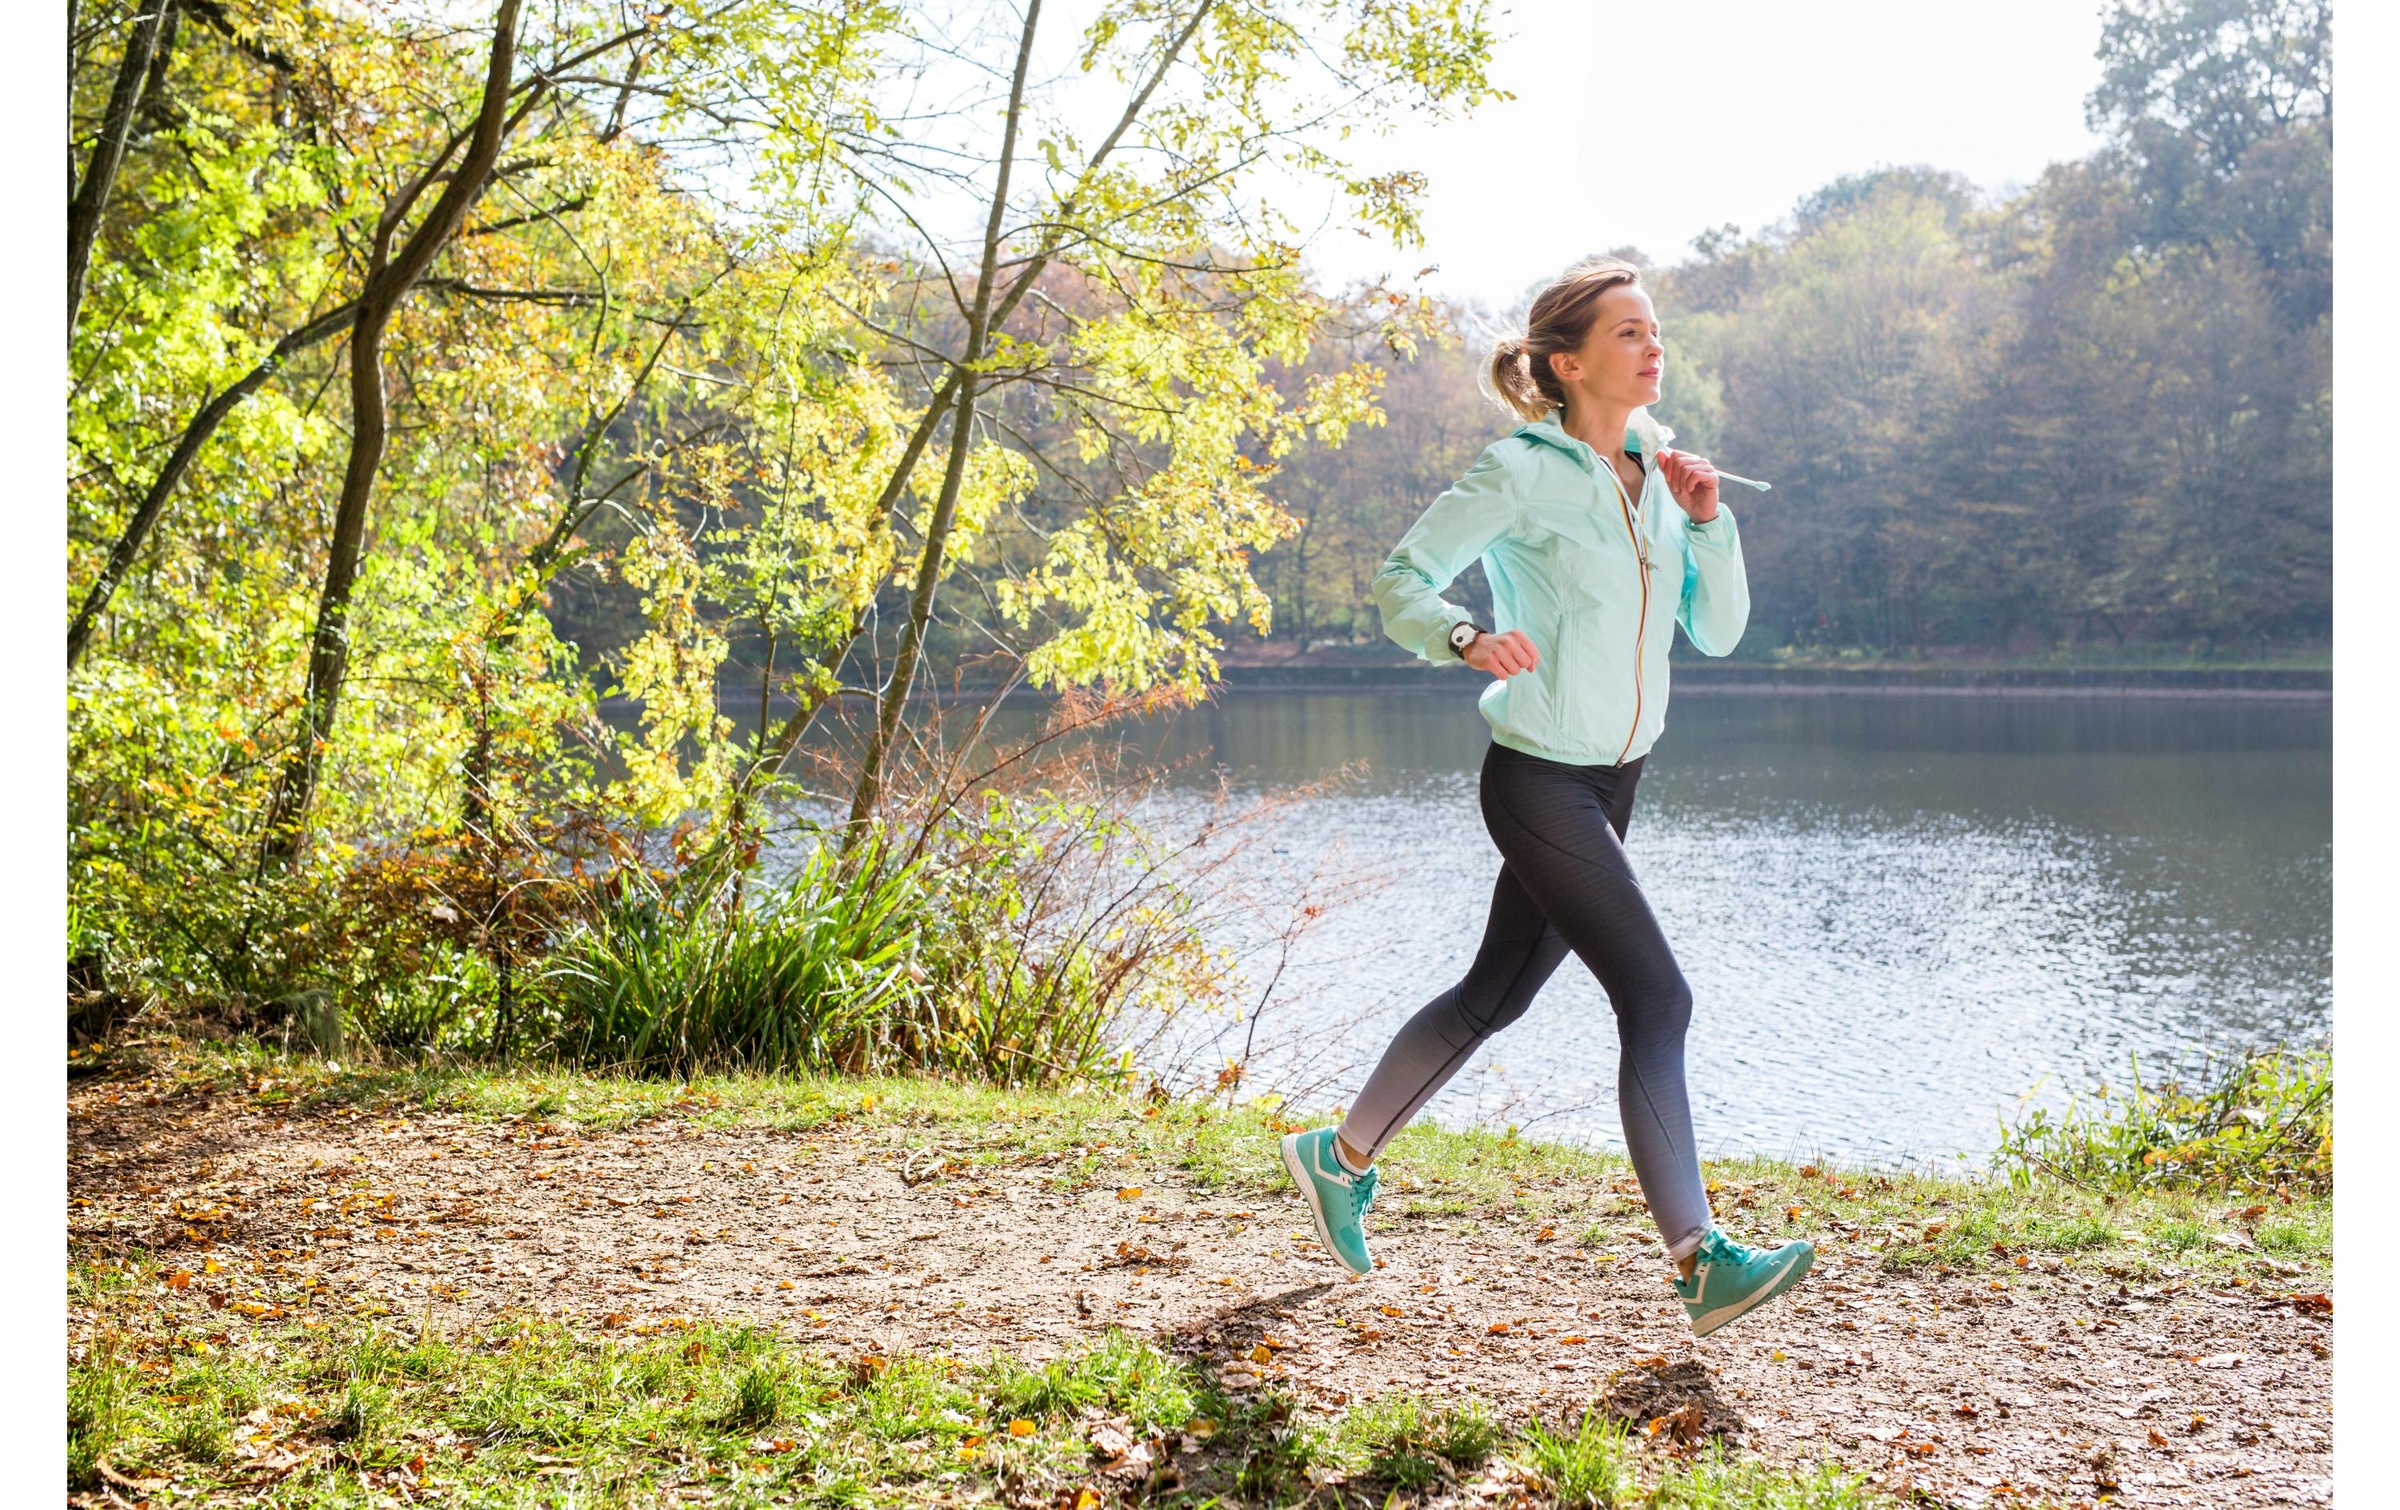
[1054,690,2330,1167]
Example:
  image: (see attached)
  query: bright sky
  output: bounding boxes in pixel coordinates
[1292,0,2114,306]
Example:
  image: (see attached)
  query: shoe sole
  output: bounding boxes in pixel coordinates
[1280,1133,1373,1276]
[1687,1244,1815,1338]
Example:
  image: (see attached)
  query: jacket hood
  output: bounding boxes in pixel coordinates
[1513,409,1675,470]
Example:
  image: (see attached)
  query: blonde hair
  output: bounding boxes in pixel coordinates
[1484,255,1644,423]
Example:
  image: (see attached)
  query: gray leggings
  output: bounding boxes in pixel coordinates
[1336,741,1713,1259]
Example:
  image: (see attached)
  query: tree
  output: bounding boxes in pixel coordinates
[681,0,1506,838]
[2091,0,2331,173]
[67,0,181,335]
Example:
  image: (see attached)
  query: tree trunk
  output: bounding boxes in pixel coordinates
[260,0,525,872]
[68,0,176,338]
[842,0,1043,840]
[1290,519,1312,655]
[258,304,394,868]
[826,0,1212,839]
[845,376,983,836]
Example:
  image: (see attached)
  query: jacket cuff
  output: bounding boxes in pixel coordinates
[1684,508,1737,543]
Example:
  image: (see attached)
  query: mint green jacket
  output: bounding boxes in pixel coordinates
[1371,412,1750,766]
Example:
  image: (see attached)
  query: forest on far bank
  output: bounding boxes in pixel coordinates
[1235,9,2329,665]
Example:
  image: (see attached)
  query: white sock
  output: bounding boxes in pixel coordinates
[1330,1128,1371,1176]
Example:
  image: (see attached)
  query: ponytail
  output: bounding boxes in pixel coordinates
[1484,336,1548,423]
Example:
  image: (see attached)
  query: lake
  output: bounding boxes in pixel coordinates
[1065,688,2331,1169]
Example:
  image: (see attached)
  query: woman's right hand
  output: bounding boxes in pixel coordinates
[1462,628,1540,678]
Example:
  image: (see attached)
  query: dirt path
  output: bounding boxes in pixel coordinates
[68,1088,2331,1509]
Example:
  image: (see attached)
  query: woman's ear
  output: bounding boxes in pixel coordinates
[1548,349,1579,387]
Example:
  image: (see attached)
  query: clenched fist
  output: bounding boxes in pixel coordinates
[1463,628,1541,679]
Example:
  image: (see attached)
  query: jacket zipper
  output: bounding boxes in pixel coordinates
[1609,459,1650,765]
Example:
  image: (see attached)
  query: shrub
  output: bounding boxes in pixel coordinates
[538,835,929,1076]
[1994,1044,2330,1194]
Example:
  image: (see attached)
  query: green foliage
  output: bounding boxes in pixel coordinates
[1994,1045,2331,1194]
[2091,0,2330,172]
[538,836,928,1076]
[67,0,1507,1052]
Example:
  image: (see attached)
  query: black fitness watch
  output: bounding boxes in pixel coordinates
[1447,620,1485,658]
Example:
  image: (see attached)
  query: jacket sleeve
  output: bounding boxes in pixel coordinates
[1675,506,1750,656]
[1371,445,1521,663]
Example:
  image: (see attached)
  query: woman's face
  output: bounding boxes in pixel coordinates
[1550,284,1664,412]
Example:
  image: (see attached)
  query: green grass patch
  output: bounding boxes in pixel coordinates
[1994,1045,2330,1195]
[65,1283,1910,1509]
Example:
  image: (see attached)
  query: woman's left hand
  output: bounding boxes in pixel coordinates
[1659,449,1720,523]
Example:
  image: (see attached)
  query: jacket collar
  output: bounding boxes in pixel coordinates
[1513,409,1675,473]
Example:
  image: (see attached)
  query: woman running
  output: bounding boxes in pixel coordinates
[1279,255,1812,1338]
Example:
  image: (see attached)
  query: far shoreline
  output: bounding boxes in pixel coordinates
[624,661,2334,719]
[1214,660,2332,701]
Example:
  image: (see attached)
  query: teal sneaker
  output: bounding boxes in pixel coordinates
[1672,1228,1814,1337]
[1279,1127,1379,1275]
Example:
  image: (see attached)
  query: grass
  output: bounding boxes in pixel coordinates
[68,1258,1908,1510]
[1992,1044,2330,1196]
